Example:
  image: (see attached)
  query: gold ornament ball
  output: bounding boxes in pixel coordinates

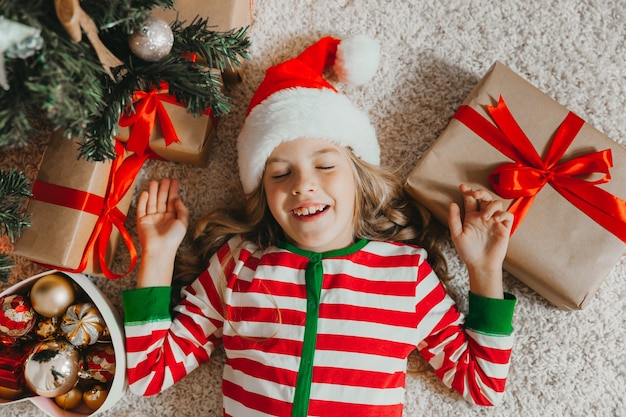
[0,385,23,400]
[55,386,83,410]
[30,273,75,318]
[83,384,108,410]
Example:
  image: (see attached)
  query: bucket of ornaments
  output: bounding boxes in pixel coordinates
[0,270,126,416]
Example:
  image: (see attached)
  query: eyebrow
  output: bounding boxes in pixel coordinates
[265,147,341,164]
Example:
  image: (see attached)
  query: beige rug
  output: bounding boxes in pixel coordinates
[2,0,625,416]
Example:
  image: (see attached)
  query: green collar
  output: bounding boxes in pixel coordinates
[276,238,369,259]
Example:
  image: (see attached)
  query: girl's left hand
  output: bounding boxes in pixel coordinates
[448,184,514,298]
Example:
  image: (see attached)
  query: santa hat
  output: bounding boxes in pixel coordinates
[237,35,381,194]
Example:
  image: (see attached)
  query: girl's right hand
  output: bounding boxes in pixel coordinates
[137,178,189,253]
[135,178,189,288]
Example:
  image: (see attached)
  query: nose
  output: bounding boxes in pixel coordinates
[291,170,317,195]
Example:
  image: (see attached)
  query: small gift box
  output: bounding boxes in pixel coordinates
[116,85,217,166]
[0,270,126,416]
[0,345,31,391]
[151,0,252,83]
[406,61,626,310]
[12,131,144,279]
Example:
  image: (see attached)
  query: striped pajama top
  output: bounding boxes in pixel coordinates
[123,235,516,417]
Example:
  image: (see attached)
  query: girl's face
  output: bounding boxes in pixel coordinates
[263,138,356,253]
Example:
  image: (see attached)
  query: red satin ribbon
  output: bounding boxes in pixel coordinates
[32,141,148,279]
[119,82,182,157]
[454,96,626,242]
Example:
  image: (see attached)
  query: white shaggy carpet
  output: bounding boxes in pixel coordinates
[2,0,626,416]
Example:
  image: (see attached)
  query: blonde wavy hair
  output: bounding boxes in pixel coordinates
[174,147,450,286]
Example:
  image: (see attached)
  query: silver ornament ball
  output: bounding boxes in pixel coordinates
[129,17,174,62]
[24,339,80,398]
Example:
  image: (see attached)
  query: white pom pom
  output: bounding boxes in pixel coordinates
[333,34,380,86]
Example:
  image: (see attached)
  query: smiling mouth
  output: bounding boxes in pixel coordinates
[291,205,329,217]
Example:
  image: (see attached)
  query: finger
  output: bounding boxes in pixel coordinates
[156,178,171,213]
[448,202,463,238]
[145,180,159,214]
[166,179,180,213]
[470,188,494,202]
[495,210,514,231]
[459,184,479,213]
[174,198,190,229]
[480,199,503,220]
[136,190,149,219]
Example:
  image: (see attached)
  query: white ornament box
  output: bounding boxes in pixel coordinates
[0,270,127,416]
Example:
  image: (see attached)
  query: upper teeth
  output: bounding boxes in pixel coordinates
[292,205,326,216]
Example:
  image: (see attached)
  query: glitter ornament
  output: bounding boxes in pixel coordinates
[128,17,173,62]
[0,294,36,338]
[29,273,75,318]
[23,339,79,397]
[61,303,105,347]
[79,344,115,383]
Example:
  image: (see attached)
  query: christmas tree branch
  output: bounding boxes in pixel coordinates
[172,17,251,72]
[0,169,32,243]
[0,255,14,282]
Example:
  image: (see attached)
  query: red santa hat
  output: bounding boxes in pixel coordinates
[237,35,381,194]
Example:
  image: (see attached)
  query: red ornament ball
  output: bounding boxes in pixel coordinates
[0,294,36,338]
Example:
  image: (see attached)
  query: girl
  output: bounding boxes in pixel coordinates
[122,35,516,417]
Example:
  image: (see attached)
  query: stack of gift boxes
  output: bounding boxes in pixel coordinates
[3,1,251,416]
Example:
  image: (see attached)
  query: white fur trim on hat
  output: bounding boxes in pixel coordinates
[334,34,381,86]
[237,87,380,194]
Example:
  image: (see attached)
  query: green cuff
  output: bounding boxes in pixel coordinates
[122,286,172,324]
[465,292,516,335]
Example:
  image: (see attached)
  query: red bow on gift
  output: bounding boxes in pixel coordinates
[118,82,182,157]
[32,141,148,279]
[454,96,626,242]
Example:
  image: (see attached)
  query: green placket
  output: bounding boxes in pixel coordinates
[291,253,323,417]
[279,239,369,417]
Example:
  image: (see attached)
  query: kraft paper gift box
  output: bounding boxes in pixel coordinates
[0,270,127,416]
[151,0,251,83]
[13,131,143,278]
[406,61,626,310]
[116,87,217,166]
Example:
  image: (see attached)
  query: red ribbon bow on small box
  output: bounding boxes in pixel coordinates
[118,82,182,158]
[454,96,626,242]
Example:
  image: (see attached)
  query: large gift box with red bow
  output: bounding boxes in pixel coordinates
[406,61,626,310]
[151,0,252,83]
[12,131,144,279]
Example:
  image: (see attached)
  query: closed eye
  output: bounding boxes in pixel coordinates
[271,172,290,179]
